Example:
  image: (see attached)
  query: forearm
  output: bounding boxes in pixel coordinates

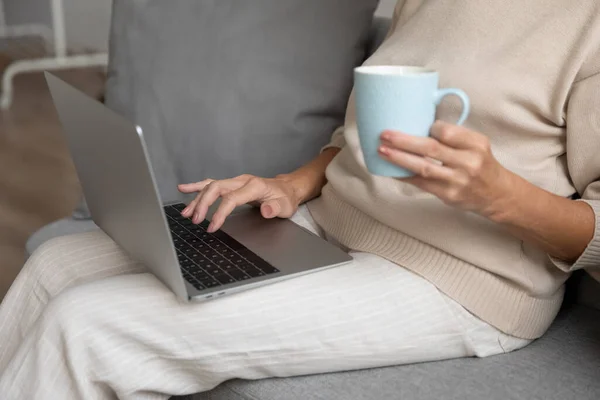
[277,148,341,205]
[489,173,595,263]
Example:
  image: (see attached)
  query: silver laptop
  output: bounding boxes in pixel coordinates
[45,72,352,302]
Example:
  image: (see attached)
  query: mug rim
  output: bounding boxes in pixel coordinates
[355,65,437,76]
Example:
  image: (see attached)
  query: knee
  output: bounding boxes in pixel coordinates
[27,232,107,272]
[40,284,99,338]
[40,273,169,339]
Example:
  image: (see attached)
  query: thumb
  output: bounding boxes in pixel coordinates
[260,198,297,219]
[260,200,286,219]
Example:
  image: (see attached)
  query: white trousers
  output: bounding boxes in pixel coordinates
[0,206,530,399]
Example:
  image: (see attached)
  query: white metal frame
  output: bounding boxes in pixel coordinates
[0,0,108,109]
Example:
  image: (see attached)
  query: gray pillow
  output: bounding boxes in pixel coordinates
[75,0,379,218]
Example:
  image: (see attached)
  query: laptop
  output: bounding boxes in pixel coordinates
[45,72,352,302]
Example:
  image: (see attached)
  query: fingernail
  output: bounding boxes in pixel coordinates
[207,223,215,232]
[264,205,273,217]
[182,207,190,214]
[378,146,390,155]
[381,131,391,140]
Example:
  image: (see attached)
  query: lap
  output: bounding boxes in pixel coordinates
[51,251,475,378]
[27,206,517,376]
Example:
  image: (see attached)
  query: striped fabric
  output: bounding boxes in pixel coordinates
[0,207,529,399]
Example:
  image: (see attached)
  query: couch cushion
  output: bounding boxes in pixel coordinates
[577,273,600,310]
[190,305,600,400]
[101,0,379,206]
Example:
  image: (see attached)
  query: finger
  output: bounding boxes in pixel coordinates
[178,179,214,194]
[181,176,252,217]
[260,199,297,219]
[191,180,245,224]
[207,180,270,232]
[380,130,464,167]
[378,145,455,181]
[181,192,203,218]
[430,121,489,151]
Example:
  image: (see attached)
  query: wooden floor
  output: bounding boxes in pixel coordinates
[0,68,105,299]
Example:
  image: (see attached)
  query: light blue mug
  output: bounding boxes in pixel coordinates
[354,65,470,177]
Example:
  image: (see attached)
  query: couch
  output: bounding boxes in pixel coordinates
[28,4,600,400]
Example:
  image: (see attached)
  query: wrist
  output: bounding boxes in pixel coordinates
[482,169,524,224]
[275,172,314,206]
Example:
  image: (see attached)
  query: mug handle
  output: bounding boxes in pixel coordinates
[434,89,470,126]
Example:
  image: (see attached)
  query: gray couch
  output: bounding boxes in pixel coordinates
[29,3,600,400]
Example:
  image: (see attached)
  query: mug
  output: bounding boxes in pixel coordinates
[354,65,470,177]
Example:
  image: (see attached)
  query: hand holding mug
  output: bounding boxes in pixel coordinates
[378,121,514,219]
[354,65,514,218]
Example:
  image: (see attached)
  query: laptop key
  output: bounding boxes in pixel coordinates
[173,227,187,236]
[213,273,235,285]
[236,248,257,260]
[164,207,181,217]
[200,246,214,256]
[200,220,210,229]
[247,257,279,274]
[243,266,264,278]
[206,266,222,276]
[179,219,194,226]
[187,264,202,272]
[220,262,236,271]
[231,257,245,265]
[179,258,193,267]
[192,271,211,281]
[212,255,227,264]
[172,203,187,211]
[257,264,280,274]
[212,231,244,250]
[227,268,250,281]
[199,278,220,288]
[186,224,204,232]
[195,259,211,269]
[191,282,205,291]
[211,242,225,251]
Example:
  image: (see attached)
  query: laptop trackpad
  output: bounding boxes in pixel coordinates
[220,209,351,275]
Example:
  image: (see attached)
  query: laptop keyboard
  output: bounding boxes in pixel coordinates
[164,203,280,291]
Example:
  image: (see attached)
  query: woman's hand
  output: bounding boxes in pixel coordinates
[178,175,301,233]
[177,147,341,233]
[377,121,514,219]
[377,120,595,263]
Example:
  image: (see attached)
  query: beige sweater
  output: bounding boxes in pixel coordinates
[308,0,600,339]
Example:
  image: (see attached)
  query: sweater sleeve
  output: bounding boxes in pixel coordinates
[550,72,600,279]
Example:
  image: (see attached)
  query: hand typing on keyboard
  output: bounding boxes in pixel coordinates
[178,175,301,232]
[164,203,281,290]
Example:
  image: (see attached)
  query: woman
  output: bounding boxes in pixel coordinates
[1,1,599,398]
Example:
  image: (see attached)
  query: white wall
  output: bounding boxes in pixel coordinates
[376,0,397,16]
[63,0,112,52]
